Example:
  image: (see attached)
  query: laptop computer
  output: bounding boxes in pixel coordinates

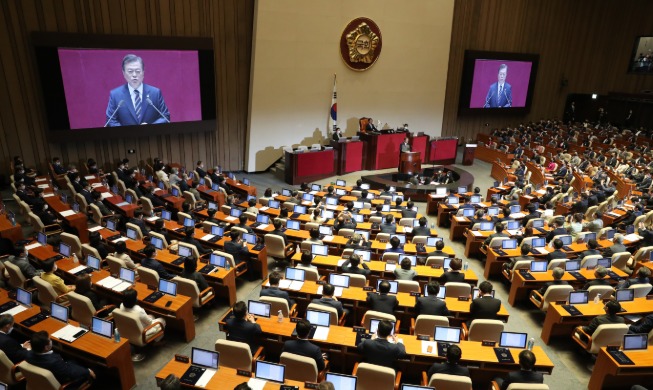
[312,244,329,259]
[290,205,307,219]
[150,235,165,250]
[499,332,528,348]
[530,261,548,272]
[369,318,395,335]
[180,348,220,386]
[615,289,635,302]
[160,210,172,221]
[91,316,114,339]
[126,227,138,240]
[172,245,193,265]
[248,300,271,318]
[286,220,301,231]
[302,309,331,339]
[325,373,357,390]
[51,302,69,323]
[318,225,333,239]
[568,290,589,305]
[623,333,648,351]
[254,361,285,384]
[200,254,231,274]
[207,225,225,243]
[326,274,349,296]
[353,250,371,262]
[376,280,399,294]
[251,214,270,229]
[434,326,462,353]
[424,285,446,299]
[472,288,495,300]
[530,238,547,254]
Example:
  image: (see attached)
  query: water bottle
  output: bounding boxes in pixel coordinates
[114,328,121,343]
[296,244,300,254]
[277,310,283,323]
[463,262,469,271]
[431,223,435,230]
[594,293,601,304]
[72,253,78,264]
[527,337,534,351]
[9,215,16,226]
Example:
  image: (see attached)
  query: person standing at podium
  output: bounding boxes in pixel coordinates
[400,137,411,153]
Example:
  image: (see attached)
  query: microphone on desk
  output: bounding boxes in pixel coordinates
[146,95,170,123]
[104,100,124,127]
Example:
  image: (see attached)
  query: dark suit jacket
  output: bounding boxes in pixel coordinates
[546,227,568,242]
[379,223,397,234]
[141,257,173,280]
[224,317,262,354]
[412,226,431,237]
[546,249,567,261]
[469,296,501,321]
[629,313,653,334]
[282,339,325,371]
[582,314,625,334]
[501,370,544,390]
[224,240,250,265]
[484,82,512,108]
[356,338,406,369]
[416,296,450,317]
[401,209,418,218]
[427,361,470,379]
[260,287,293,307]
[106,83,170,126]
[311,297,344,318]
[367,293,398,315]
[440,272,465,284]
[0,332,29,363]
[27,351,90,384]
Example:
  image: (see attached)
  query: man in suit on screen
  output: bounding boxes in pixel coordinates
[484,64,512,108]
[105,54,170,126]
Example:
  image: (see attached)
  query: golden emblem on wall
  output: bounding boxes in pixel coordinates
[340,17,382,71]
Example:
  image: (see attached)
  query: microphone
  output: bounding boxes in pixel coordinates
[104,100,124,127]
[484,91,494,108]
[146,95,170,123]
[503,87,512,107]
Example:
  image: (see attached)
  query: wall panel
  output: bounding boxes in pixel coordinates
[0,0,253,179]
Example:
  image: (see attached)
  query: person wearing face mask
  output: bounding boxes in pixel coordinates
[40,259,74,297]
[52,157,67,175]
[195,160,207,178]
[35,202,60,226]
[0,314,31,363]
[7,244,42,279]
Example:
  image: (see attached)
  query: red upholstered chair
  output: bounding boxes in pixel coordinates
[359,117,369,132]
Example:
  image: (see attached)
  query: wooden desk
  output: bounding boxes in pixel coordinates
[450,215,471,241]
[0,291,136,390]
[474,145,514,165]
[226,178,257,197]
[588,347,653,390]
[463,229,491,259]
[333,139,366,175]
[155,361,307,389]
[43,195,89,243]
[28,245,197,342]
[196,185,226,207]
[507,267,628,306]
[437,203,458,227]
[540,297,653,344]
[426,194,446,215]
[0,213,23,243]
[360,132,406,170]
[285,149,336,185]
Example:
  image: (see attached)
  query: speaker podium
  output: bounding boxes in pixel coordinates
[399,152,421,175]
[462,144,477,166]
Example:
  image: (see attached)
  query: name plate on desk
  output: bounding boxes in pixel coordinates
[363,286,374,292]
[353,326,366,333]
[237,369,252,377]
[409,292,421,297]
[304,383,319,390]
[281,386,300,390]
[174,354,189,363]
[290,317,301,323]
[316,280,326,285]
[458,296,470,301]
[482,340,496,347]
[647,295,653,300]
[417,335,430,341]
[431,264,441,269]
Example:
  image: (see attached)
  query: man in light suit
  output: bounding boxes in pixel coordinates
[484,64,512,108]
[106,54,170,126]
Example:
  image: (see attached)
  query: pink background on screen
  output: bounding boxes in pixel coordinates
[58,49,202,129]
[469,59,532,108]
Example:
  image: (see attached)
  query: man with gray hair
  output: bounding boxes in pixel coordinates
[603,233,627,257]
[484,63,512,108]
[106,53,170,126]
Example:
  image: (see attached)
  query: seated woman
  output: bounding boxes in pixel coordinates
[120,289,166,342]
[111,241,138,269]
[75,273,110,315]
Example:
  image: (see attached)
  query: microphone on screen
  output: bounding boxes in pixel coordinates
[104,100,124,127]
[146,94,171,123]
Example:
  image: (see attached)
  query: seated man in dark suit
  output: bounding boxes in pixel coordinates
[282,319,326,371]
[356,320,406,369]
[0,314,31,363]
[426,344,470,379]
[268,218,288,243]
[140,244,174,280]
[379,214,397,234]
[416,281,450,316]
[367,281,398,315]
[224,301,262,354]
[426,239,448,259]
[143,185,165,208]
[311,283,347,318]
[495,350,544,390]
[580,239,601,259]
[546,239,567,262]
[619,266,651,289]
[469,281,501,322]
[582,266,611,290]
[629,313,653,334]
[224,231,252,269]
[129,210,150,235]
[412,217,431,237]
[483,223,509,247]
[340,253,371,276]
[575,300,625,342]
[27,330,95,386]
[234,214,254,234]
[537,267,569,295]
[503,244,535,272]
[440,258,466,284]
[181,226,212,255]
[546,218,568,243]
[260,272,294,307]
[385,236,404,254]
[401,202,418,219]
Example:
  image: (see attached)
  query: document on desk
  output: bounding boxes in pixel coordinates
[288,281,304,291]
[312,326,330,341]
[247,378,267,390]
[276,280,292,289]
[38,184,50,189]
[146,216,160,222]
[100,192,113,199]
[200,234,215,241]
[326,205,338,211]
[259,206,269,212]
[403,227,413,233]
[97,276,122,289]
[256,224,269,230]
[509,212,525,219]
[87,226,103,232]
[113,281,132,292]
[317,286,343,297]
[421,341,438,354]
[506,229,520,236]
[385,264,397,272]
[91,183,103,188]
[25,243,41,250]
[323,235,335,242]
[623,233,642,242]
[337,259,347,267]
[52,324,86,343]
[471,231,483,237]
[194,368,216,388]
[35,178,47,182]
[225,216,237,222]
[115,202,130,207]
[85,175,95,180]
[112,237,128,243]
[1,305,27,316]
[43,193,55,198]
[60,210,76,217]
[69,265,89,274]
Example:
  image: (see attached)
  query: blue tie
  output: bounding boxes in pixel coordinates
[134,90,142,123]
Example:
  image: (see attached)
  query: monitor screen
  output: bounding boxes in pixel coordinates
[256,214,270,224]
[51,302,68,323]
[183,217,195,227]
[458,186,467,194]
[443,258,452,270]
[354,230,369,240]
[530,261,547,272]
[470,195,482,203]
[487,207,499,216]
[472,288,495,299]
[559,235,573,245]
[369,319,395,335]
[532,219,544,228]
[401,255,417,267]
[606,229,616,239]
[401,386,434,390]
[293,205,307,214]
[328,274,350,288]
[565,259,581,272]
[568,291,588,304]
[255,361,285,383]
[16,288,31,307]
[623,334,648,351]
[248,300,271,317]
[170,188,179,197]
[499,332,528,348]
[282,189,292,197]
[353,201,364,209]
[352,214,364,223]
[59,243,71,257]
[211,225,224,237]
[434,326,462,343]
[510,205,521,214]
[427,237,443,247]
[210,254,228,268]
[531,238,546,248]
[425,285,446,299]
[506,220,520,230]
[376,280,398,294]
[319,226,332,235]
[353,250,371,262]
[615,289,635,302]
[597,258,612,268]
[381,205,391,212]
[268,200,280,209]
[208,201,217,210]
[325,373,357,390]
[321,210,335,219]
[312,244,328,256]
[436,187,447,195]
[91,316,114,338]
[126,227,138,240]
[447,196,459,205]
[150,235,164,250]
[230,208,242,218]
[86,255,101,270]
[480,222,494,231]
[242,233,257,244]
[211,183,220,191]
[285,267,305,281]
[336,188,346,196]
[242,178,250,186]
[302,193,314,202]
[178,245,192,257]
[37,232,47,245]
[192,347,219,369]
[583,233,597,242]
[119,267,135,283]
[72,203,80,213]
[306,310,331,327]
[502,239,518,249]
[462,208,475,217]
[161,210,172,221]
[336,179,346,186]
[159,279,177,296]
[325,197,338,206]
[360,183,370,190]
[391,235,406,245]
[311,184,321,191]
[286,220,300,230]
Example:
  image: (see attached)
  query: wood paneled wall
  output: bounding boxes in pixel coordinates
[0,0,254,179]
[441,0,653,142]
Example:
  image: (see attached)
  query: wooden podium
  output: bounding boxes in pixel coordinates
[462,144,477,165]
[399,152,421,174]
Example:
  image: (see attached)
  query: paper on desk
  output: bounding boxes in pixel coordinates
[312,326,330,341]
[84,175,95,180]
[195,369,216,388]
[88,226,103,232]
[506,229,520,236]
[35,178,47,182]
[334,287,343,297]
[60,210,76,217]
[277,280,292,289]
[256,224,269,230]
[421,341,438,354]
[323,235,334,241]
[115,202,130,207]
[289,281,304,291]
[43,193,55,198]
[259,206,269,212]
[25,243,41,250]
[309,191,318,195]
[385,264,397,272]
[52,324,86,342]
[471,231,483,237]
[113,281,132,292]
[225,216,237,222]
[146,216,159,222]
[91,183,103,188]
[404,227,413,233]
[112,237,128,243]
[326,205,338,210]
[623,233,642,242]
[509,212,526,219]
[37,184,49,189]
[337,259,346,267]
[97,276,121,289]
[536,189,547,195]
[100,192,112,199]
[385,243,392,250]
[1,305,27,316]
[247,378,267,390]
[69,265,88,274]
[200,234,215,241]
[607,212,621,217]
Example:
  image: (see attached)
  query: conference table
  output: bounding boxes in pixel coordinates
[0,211,23,243]
[0,290,136,390]
[285,149,336,185]
[332,139,366,175]
[588,346,653,390]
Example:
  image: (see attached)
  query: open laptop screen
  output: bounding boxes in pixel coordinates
[248,300,271,318]
[91,316,113,338]
[434,326,461,343]
[306,310,331,327]
[325,373,357,390]
[191,347,219,369]
[499,332,528,348]
[369,318,395,335]
[255,361,285,383]
[623,334,648,351]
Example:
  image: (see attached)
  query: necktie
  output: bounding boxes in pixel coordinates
[134,90,142,123]
[497,85,502,105]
